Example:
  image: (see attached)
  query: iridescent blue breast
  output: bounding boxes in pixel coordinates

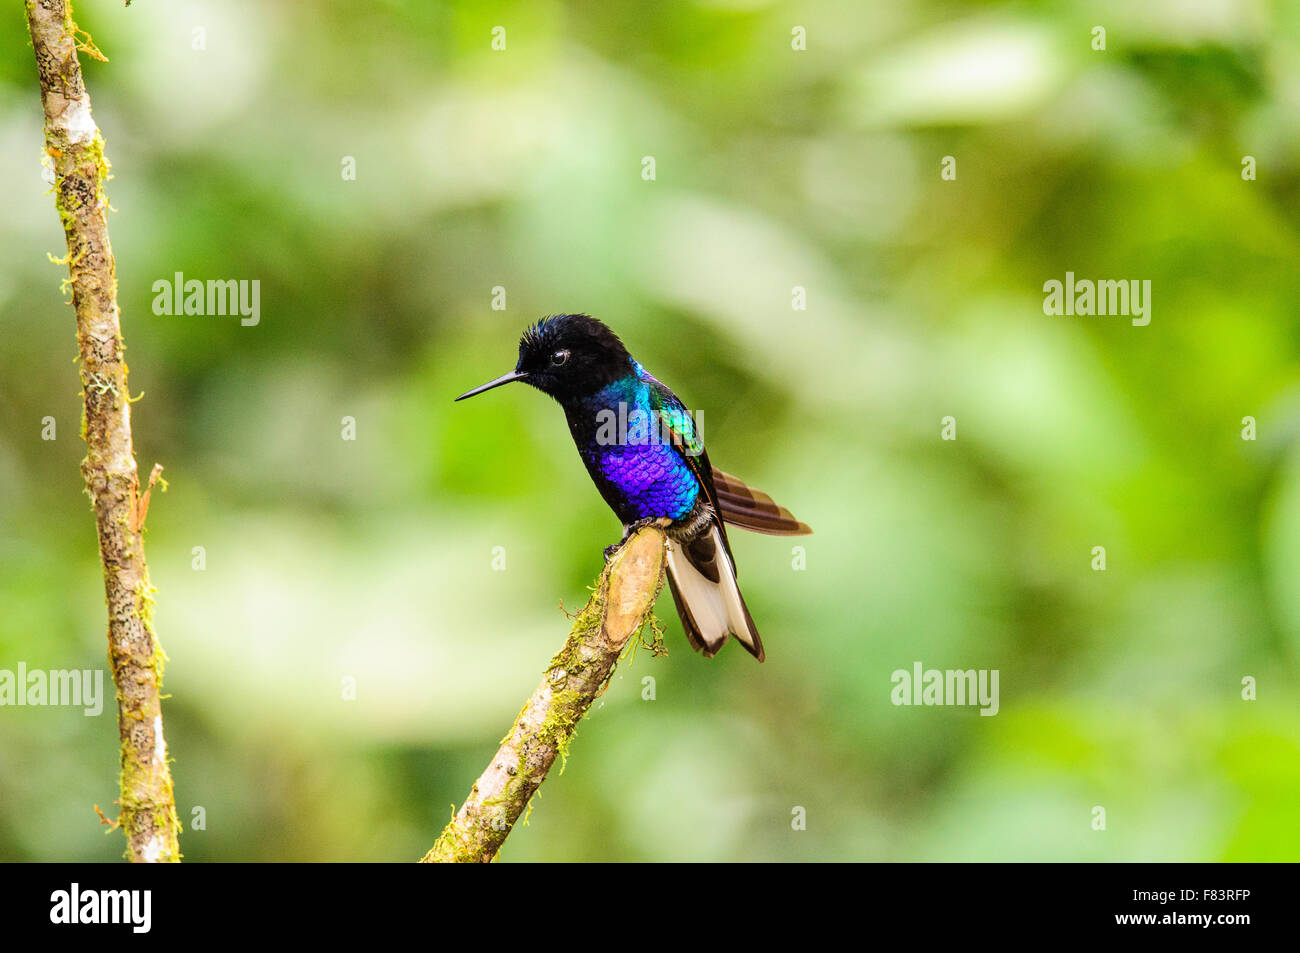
[595,443,700,520]
[577,366,701,522]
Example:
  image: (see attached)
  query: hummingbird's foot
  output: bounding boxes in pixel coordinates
[604,517,670,560]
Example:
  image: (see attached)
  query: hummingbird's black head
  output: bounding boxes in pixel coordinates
[455,314,634,404]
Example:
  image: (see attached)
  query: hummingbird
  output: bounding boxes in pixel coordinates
[455,313,811,662]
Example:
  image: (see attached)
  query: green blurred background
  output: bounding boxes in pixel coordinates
[2,0,1299,861]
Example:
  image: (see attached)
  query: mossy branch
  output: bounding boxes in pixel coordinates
[25,0,181,862]
[421,527,667,863]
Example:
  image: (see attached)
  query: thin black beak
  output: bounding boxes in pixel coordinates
[454,369,528,401]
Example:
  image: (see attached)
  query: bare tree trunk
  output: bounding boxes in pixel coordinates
[422,527,667,862]
[25,0,181,863]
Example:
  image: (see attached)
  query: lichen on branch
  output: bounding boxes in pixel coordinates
[25,0,181,863]
[421,527,668,863]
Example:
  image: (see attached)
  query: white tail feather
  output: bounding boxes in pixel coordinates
[665,526,760,658]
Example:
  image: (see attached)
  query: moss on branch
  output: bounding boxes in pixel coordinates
[421,527,667,863]
[25,0,181,863]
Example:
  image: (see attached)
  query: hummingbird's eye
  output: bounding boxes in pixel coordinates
[551,349,570,367]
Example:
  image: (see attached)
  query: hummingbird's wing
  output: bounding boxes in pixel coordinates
[710,468,813,536]
[638,371,812,537]
[639,375,732,549]
[643,375,765,661]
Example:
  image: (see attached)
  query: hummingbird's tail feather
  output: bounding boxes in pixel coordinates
[665,524,765,662]
[711,468,812,536]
